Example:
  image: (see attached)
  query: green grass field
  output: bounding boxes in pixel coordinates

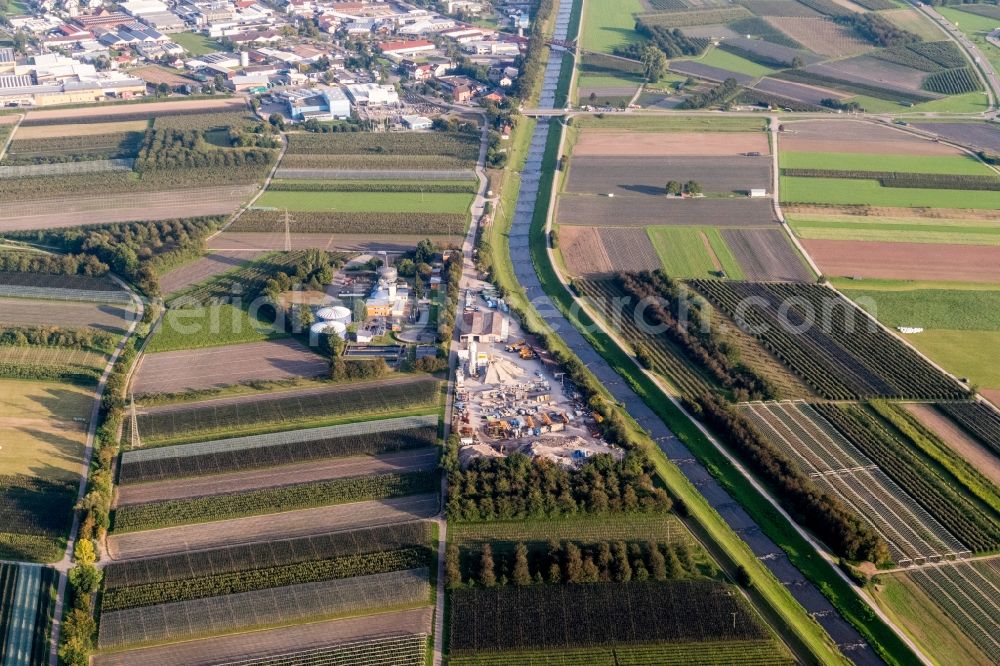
[904,329,1000,390]
[647,226,745,279]
[839,286,1000,330]
[272,179,476,189]
[149,304,288,352]
[171,31,225,56]
[780,152,995,176]
[937,6,1000,79]
[693,47,778,78]
[781,176,1000,209]
[257,190,474,214]
[573,115,768,132]
[581,0,643,53]
[849,91,990,114]
[788,216,1000,245]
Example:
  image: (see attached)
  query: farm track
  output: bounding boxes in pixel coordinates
[90,606,433,666]
[132,339,329,395]
[106,494,440,560]
[115,449,439,506]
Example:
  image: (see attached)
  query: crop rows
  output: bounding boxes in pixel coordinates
[909,40,967,68]
[229,210,466,235]
[636,7,750,26]
[936,402,1000,457]
[19,106,239,127]
[923,67,982,94]
[773,69,936,103]
[0,475,76,538]
[910,562,1000,662]
[575,278,715,397]
[0,271,121,292]
[97,568,429,649]
[743,404,968,563]
[689,281,967,400]
[120,419,438,484]
[449,641,793,666]
[267,180,477,193]
[0,564,58,666]
[794,0,850,16]
[850,0,896,9]
[229,634,428,666]
[450,580,768,654]
[285,131,479,160]
[134,376,441,443]
[874,45,947,72]
[102,546,430,610]
[104,522,431,588]
[812,403,1000,553]
[153,110,258,131]
[453,514,694,549]
[279,153,475,170]
[780,168,1000,190]
[736,89,823,112]
[112,470,438,532]
[2,132,142,165]
[580,53,645,76]
[729,17,804,48]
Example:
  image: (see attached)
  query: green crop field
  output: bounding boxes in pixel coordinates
[848,92,990,114]
[171,31,225,56]
[904,329,1000,390]
[149,304,288,352]
[647,226,744,279]
[257,190,474,214]
[839,285,1000,330]
[781,176,1000,208]
[581,0,643,53]
[788,216,1000,245]
[780,152,995,176]
[694,47,778,78]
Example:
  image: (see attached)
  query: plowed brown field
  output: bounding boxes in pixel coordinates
[801,239,1000,281]
[559,225,612,277]
[904,403,1000,487]
[780,119,963,155]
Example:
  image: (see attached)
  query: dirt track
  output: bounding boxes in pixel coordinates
[116,449,439,506]
[905,403,1000,487]
[573,131,770,157]
[801,239,1000,281]
[133,339,329,395]
[723,228,813,282]
[92,607,433,666]
[160,251,263,295]
[107,494,440,560]
[0,297,134,332]
[1,186,256,231]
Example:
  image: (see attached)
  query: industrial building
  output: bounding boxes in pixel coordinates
[365,265,408,318]
[345,82,399,107]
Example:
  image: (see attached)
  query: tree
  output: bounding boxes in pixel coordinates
[665,180,682,196]
[74,539,96,565]
[69,564,102,595]
[564,542,583,583]
[612,541,632,581]
[683,180,702,196]
[641,45,667,83]
[479,543,496,587]
[648,542,667,581]
[156,82,170,97]
[512,542,531,586]
[445,543,462,588]
[268,113,286,131]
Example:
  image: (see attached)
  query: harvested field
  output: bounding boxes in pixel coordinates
[116,448,439,506]
[779,119,963,155]
[754,77,847,104]
[766,17,873,56]
[91,607,433,666]
[132,65,197,87]
[158,251,263,295]
[0,297,133,332]
[784,203,1000,221]
[737,0,823,17]
[668,60,756,84]
[132,339,328,395]
[881,8,947,42]
[722,228,812,281]
[598,227,662,273]
[803,60,929,94]
[22,98,244,123]
[722,36,823,65]
[566,156,771,195]
[556,196,777,227]
[912,122,1000,153]
[106,494,439,560]
[13,120,149,140]
[801,239,1000,282]
[207,232,458,252]
[904,403,1000,487]
[574,130,769,156]
[0,186,255,231]
[558,226,612,277]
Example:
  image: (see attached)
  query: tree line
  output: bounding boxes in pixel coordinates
[836,13,921,48]
[0,251,108,277]
[0,325,116,352]
[679,78,741,110]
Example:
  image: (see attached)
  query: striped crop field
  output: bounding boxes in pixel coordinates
[0,564,58,666]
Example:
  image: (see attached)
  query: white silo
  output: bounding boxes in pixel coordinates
[316,305,352,324]
[310,320,347,339]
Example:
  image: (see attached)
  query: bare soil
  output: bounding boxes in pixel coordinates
[784,204,1000,221]
[115,448,439,506]
[573,130,770,157]
[13,120,149,139]
[106,494,440,560]
[559,225,613,277]
[780,119,964,156]
[766,17,873,57]
[904,403,1000,487]
[566,156,771,196]
[557,196,777,227]
[1,186,256,231]
[159,251,264,295]
[131,65,197,87]
[23,97,244,122]
[912,122,1000,154]
[723,228,812,282]
[0,297,134,332]
[801,239,1000,281]
[982,389,1000,409]
[133,339,329,395]
[91,607,433,666]
[598,227,662,273]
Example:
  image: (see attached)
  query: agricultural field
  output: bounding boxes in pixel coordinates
[133,339,329,395]
[904,403,1000,487]
[256,190,474,215]
[280,131,479,171]
[158,250,264,295]
[0,563,59,666]
[766,17,872,56]
[647,226,745,279]
[170,31,226,55]
[133,375,442,445]
[580,0,645,53]
[147,304,288,353]
[0,297,134,333]
[565,155,771,195]
[936,5,1000,79]
[912,121,1000,154]
[557,195,777,227]
[0,379,94,561]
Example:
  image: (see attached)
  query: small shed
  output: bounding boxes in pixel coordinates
[749,188,767,198]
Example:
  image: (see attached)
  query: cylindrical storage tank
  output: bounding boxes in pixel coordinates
[240,51,249,68]
[379,266,398,283]
[316,305,351,323]
[310,320,347,339]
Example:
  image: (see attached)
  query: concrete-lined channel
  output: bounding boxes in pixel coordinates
[506,0,881,663]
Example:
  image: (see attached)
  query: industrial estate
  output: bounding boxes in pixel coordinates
[2,0,1000,664]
